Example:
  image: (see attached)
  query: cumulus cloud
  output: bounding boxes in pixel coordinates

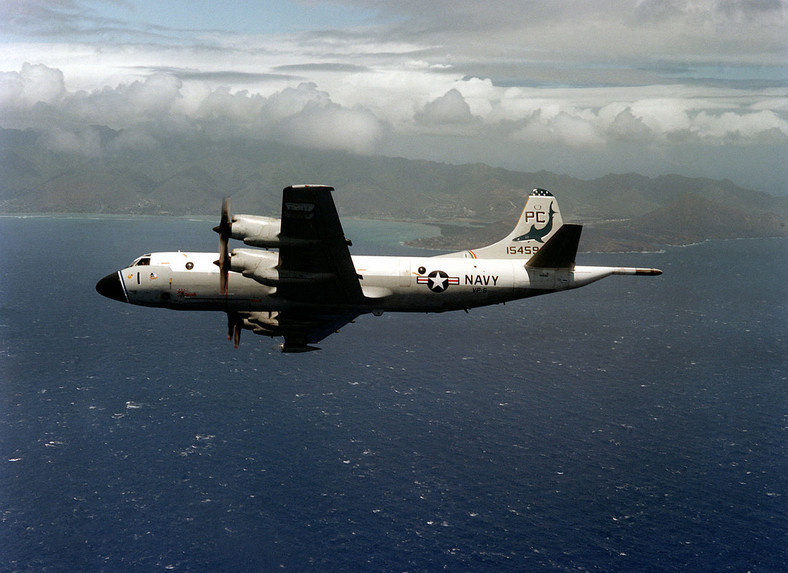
[195,87,265,123]
[0,62,66,109]
[265,83,332,121]
[414,89,479,133]
[605,107,654,141]
[0,64,386,155]
[692,109,788,142]
[1,63,785,159]
[64,73,185,126]
[277,103,384,153]
[510,110,605,147]
[416,89,474,123]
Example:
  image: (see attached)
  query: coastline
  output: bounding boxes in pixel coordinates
[2,212,785,254]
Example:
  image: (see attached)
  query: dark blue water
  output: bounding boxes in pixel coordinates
[1,217,786,571]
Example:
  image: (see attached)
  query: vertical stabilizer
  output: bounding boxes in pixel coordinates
[443,189,564,259]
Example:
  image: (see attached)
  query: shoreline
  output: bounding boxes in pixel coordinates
[1,212,785,254]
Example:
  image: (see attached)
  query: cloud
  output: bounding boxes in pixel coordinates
[0,64,386,154]
[56,73,186,132]
[39,125,103,155]
[691,109,788,143]
[265,82,332,121]
[414,89,478,128]
[277,102,384,153]
[1,0,165,44]
[152,67,301,84]
[605,107,654,141]
[349,0,788,62]
[273,63,370,74]
[262,82,385,152]
[0,62,66,109]
[510,110,605,147]
[195,87,265,123]
[1,62,785,156]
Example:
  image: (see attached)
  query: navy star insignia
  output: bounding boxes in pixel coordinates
[417,270,459,293]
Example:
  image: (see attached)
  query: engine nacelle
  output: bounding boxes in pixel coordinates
[229,248,277,277]
[231,215,282,247]
[243,312,321,337]
[229,248,336,287]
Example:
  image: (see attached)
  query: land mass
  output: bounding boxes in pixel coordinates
[1,127,786,251]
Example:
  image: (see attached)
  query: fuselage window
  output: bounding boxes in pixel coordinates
[185,262,194,270]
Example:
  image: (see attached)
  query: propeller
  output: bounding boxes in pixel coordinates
[213,197,232,294]
[227,312,242,348]
[214,199,243,348]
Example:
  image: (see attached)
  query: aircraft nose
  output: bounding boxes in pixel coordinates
[96,272,128,303]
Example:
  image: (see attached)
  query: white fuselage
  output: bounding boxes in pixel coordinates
[114,251,623,314]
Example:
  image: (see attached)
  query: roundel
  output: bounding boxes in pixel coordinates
[426,270,450,293]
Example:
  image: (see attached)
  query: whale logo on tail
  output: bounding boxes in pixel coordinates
[512,202,555,243]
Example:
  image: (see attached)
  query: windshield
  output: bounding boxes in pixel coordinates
[130,256,151,267]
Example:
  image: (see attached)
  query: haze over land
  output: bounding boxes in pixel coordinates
[1,1,786,249]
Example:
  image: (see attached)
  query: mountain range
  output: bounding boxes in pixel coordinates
[1,127,786,251]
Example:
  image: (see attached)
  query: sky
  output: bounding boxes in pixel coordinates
[1,0,787,193]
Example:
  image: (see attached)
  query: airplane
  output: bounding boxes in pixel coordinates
[96,185,662,352]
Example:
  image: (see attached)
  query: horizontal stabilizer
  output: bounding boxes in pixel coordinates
[526,224,582,268]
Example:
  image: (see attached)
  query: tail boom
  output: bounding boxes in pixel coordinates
[613,268,663,276]
[568,266,663,289]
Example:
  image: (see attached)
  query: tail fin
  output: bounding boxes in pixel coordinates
[444,189,564,259]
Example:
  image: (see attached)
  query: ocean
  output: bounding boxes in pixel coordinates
[1,216,785,571]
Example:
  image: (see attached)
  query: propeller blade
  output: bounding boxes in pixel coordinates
[215,197,231,294]
[227,312,242,348]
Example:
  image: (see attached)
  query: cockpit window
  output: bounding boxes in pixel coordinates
[130,256,151,267]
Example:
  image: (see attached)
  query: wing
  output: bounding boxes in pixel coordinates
[238,308,360,352]
[275,185,365,305]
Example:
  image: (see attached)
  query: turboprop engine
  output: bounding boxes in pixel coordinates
[230,215,282,247]
[229,248,335,287]
[214,199,284,292]
[242,312,323,338]
[229,248,279,286]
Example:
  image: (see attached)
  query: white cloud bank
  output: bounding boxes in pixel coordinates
[2,63,784,148]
